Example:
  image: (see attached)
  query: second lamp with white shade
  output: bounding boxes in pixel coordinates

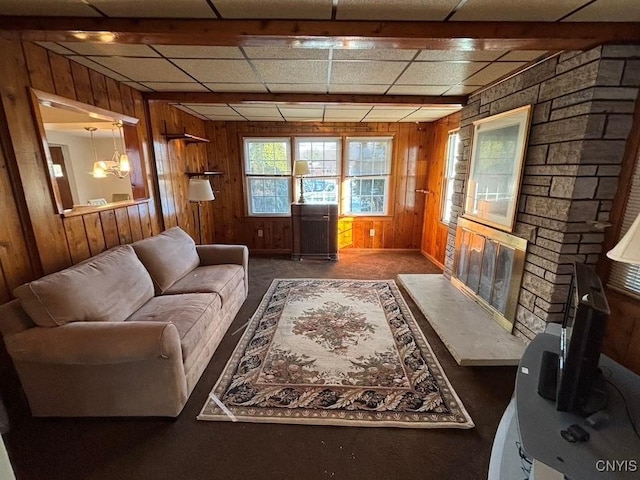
[188,178,215,244]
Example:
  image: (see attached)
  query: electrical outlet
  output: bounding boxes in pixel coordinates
[369,228,375,237]
[257,229,263,238]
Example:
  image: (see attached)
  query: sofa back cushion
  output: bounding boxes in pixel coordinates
[14,245,154,327]
[132,227,200,293]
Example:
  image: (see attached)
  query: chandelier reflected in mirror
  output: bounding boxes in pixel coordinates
[89,122,131,179]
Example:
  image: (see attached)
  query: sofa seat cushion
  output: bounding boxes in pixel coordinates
[14,246,154,327]
[126,293,221,364]
[163,264,244,306]
[132,227,200,294]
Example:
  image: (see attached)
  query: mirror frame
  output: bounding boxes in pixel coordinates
[29,88,149,216]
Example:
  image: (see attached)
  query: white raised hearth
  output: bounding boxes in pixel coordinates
[398,273,526,366]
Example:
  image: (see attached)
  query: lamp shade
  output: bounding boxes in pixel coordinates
[188,178,215,202]
[607,212,640,264]
[293,161,310,176]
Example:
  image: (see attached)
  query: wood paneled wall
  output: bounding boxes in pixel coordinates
[0,39,162,300]
[204,121,432,252]
[148,102,212,243]
[421,112,460,268]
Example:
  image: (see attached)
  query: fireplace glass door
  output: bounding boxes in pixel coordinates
[453,218,527,332]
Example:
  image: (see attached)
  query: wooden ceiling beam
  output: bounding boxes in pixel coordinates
[0,18,639,50]
[144,92,467,106]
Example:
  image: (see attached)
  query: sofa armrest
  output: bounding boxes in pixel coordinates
[196,244,247,266]
[196,244,249,294]
[5,321,181,365]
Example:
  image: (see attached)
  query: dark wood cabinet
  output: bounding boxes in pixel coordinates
[291,203,339,261]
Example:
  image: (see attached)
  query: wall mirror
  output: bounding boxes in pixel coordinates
[30,89,147,215]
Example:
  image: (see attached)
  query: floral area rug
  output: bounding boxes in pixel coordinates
[198,279,474,428]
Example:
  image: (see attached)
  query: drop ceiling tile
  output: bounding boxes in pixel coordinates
[368,107,421,117]
[405,107,463,120]
[0,0,99,16]
[252,60,328,83]
[141,82,209,92]
[462,62,527,85]
[279,107,325,118]
[280,112,324,121]
[122,82,154,92]
[92,0,217,18]
[35,42,76,55]
[363,116,408,122]
[416,50,506,61]
[451,0,586,21]
[243,47,329,60]
[174,105,209,120]
[328,84,388,94]
[89,57,193,82]
[249,117,289,122]
[386,85,450,95]
[231,105,283,117]
[336,0,460,20]
[172,59,260,83]
[499,51,549,62]
[205,115,246,121]
[68,56,130,81]
[331,61,407,84]
[324,108,371,121]
[444,85,482,95]
[204,83,268,92]
[153,45,244,59]
[213,0,332,18]
[325,105,374,112]
[332,49,418,61]
[564,0,640,21]
[397,62,488,85]
[185,105,239,116]
[60,43,160,57]
[268,84,327,93]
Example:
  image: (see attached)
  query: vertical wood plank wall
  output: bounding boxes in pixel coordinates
[421,112,461,268]
[148,102,213,244]
[204,121,434,252]
[0,39,162,296]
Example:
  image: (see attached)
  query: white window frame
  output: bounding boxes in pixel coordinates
[441,130,460,224]
[244,137,292,217]
[294,137,341,205]
[343,137,393,216]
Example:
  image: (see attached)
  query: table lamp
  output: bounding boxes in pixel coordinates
[293,161,310,204]
[607,212,640,264]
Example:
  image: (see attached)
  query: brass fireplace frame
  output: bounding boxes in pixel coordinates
[452,217,527,332]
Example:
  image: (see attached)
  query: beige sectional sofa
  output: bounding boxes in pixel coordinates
[0,227,248,417]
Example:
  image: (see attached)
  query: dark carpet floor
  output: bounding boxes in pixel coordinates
[3,251,517,480]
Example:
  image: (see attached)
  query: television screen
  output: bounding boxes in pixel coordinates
[556,263,610,415]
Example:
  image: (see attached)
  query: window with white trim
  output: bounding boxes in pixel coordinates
[244,138,291,216]
[608,149,640,298]
[441,130,460,224]
[294,137,341,205]
[344,137,392,215]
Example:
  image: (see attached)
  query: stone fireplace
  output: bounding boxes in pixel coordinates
[444,45,640,343]
[452,218,527,332]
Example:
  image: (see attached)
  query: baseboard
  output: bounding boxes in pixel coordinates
[249,249,291,256]
[420,250,445,270]
[341,248,420,253]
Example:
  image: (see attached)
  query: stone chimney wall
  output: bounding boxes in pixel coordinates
[444,45,640,343]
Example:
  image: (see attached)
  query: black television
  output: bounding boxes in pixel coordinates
[556,262,611,415]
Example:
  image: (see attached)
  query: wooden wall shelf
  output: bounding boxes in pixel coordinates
[163,132,210,143]
[185,171,223,177]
